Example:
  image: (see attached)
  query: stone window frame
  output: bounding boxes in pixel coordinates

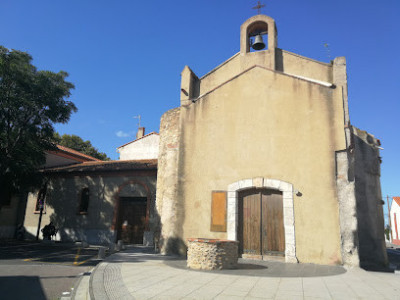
[227,177,298,263]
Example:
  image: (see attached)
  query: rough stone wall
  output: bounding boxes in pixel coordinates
[333,56,362,267]
[156,107,186,255]
[335,150,360,266]
[187,239,238,270]
[352,127,388,267]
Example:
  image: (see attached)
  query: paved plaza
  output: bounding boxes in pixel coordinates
[73,246,400,300]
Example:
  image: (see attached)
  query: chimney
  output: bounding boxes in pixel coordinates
[136,127,145,139]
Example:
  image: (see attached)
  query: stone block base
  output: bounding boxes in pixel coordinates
[187,238,238,270]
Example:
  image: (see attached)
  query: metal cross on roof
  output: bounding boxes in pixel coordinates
[252,1,265,14]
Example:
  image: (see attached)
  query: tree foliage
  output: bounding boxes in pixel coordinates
[54,133,110,161]
[0,46,76,207]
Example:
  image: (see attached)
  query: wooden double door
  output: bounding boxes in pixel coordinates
[238,188,285,257]
[117,197,147,244]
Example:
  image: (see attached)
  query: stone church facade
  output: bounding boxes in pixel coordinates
[156,14,387,266]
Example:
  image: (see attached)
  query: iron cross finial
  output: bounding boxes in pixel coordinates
[252,1,265,14]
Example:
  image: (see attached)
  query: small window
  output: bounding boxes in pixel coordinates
[34,188,46,214]
[78,188,90,214]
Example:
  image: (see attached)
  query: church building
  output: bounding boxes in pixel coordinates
[155,14,387,266]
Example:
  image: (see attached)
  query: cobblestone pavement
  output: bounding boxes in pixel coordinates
[77,246,400,300]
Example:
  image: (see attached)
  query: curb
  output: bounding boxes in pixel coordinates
[70,274,84,300]
[71,269,93,300]
[89,261,105,300]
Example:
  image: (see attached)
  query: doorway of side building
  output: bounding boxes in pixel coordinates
[238,188,285,259]
[117,197,147,244]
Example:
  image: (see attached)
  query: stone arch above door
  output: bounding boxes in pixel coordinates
[111,179,152,232]
[227,177,298,263]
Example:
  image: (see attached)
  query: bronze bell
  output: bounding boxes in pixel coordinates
[252,34,265,50]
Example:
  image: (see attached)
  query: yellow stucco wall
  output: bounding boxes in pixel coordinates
[280,50,332,83]
[178,67,346,265]
[199,50,332,97]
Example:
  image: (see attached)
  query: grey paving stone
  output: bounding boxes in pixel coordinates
[214,295,248,300]
[83,246,400,300]
[303,277,332,299]
[185,284,226,299]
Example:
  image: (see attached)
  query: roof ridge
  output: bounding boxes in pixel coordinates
[117,132,159,149]
[41,159,158,173]
[54,145,102,161]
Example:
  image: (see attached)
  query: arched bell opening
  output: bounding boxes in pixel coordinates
[248,21,268,52]
[240,14,277,55]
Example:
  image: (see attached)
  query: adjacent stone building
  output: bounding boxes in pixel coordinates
[0,145,101,239]
[156,14,387,267]
[24,160,157,245]
[22,144,158,246]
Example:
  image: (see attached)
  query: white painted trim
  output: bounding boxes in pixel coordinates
[227,177,298,263]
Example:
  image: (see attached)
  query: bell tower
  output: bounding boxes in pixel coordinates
[240,14,278,69]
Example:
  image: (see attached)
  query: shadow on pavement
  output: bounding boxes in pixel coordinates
[0,240,100,266]
[105,245,346,278]
[361,248,400,273]
[164,258,347,278]
[0,276,46,300]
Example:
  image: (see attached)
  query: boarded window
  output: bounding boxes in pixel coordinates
[78,188,90,214]
[210,191,227,232]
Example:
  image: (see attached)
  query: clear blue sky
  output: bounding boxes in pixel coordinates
[1,1,399,215]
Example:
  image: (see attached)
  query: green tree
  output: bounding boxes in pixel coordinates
[54,133,110,161]
[0,46,76,208]
[384,224,391,241]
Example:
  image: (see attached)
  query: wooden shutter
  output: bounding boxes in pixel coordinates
[210,191,227,232]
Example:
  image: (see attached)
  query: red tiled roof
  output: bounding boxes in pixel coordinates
[393,197,400,207]
[117,132,159,149]
[50,145,102,162]
[41,159,157,173]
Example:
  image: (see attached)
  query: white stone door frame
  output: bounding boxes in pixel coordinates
[227,177,298,263]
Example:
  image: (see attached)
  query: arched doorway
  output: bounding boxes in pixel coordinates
[227,177,298,263]
[112,180,151,244]
[238,188,285,259]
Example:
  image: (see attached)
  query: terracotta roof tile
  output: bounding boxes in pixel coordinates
[41,159,157,173]
[53,145,102,161]
[393,197,400,207]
